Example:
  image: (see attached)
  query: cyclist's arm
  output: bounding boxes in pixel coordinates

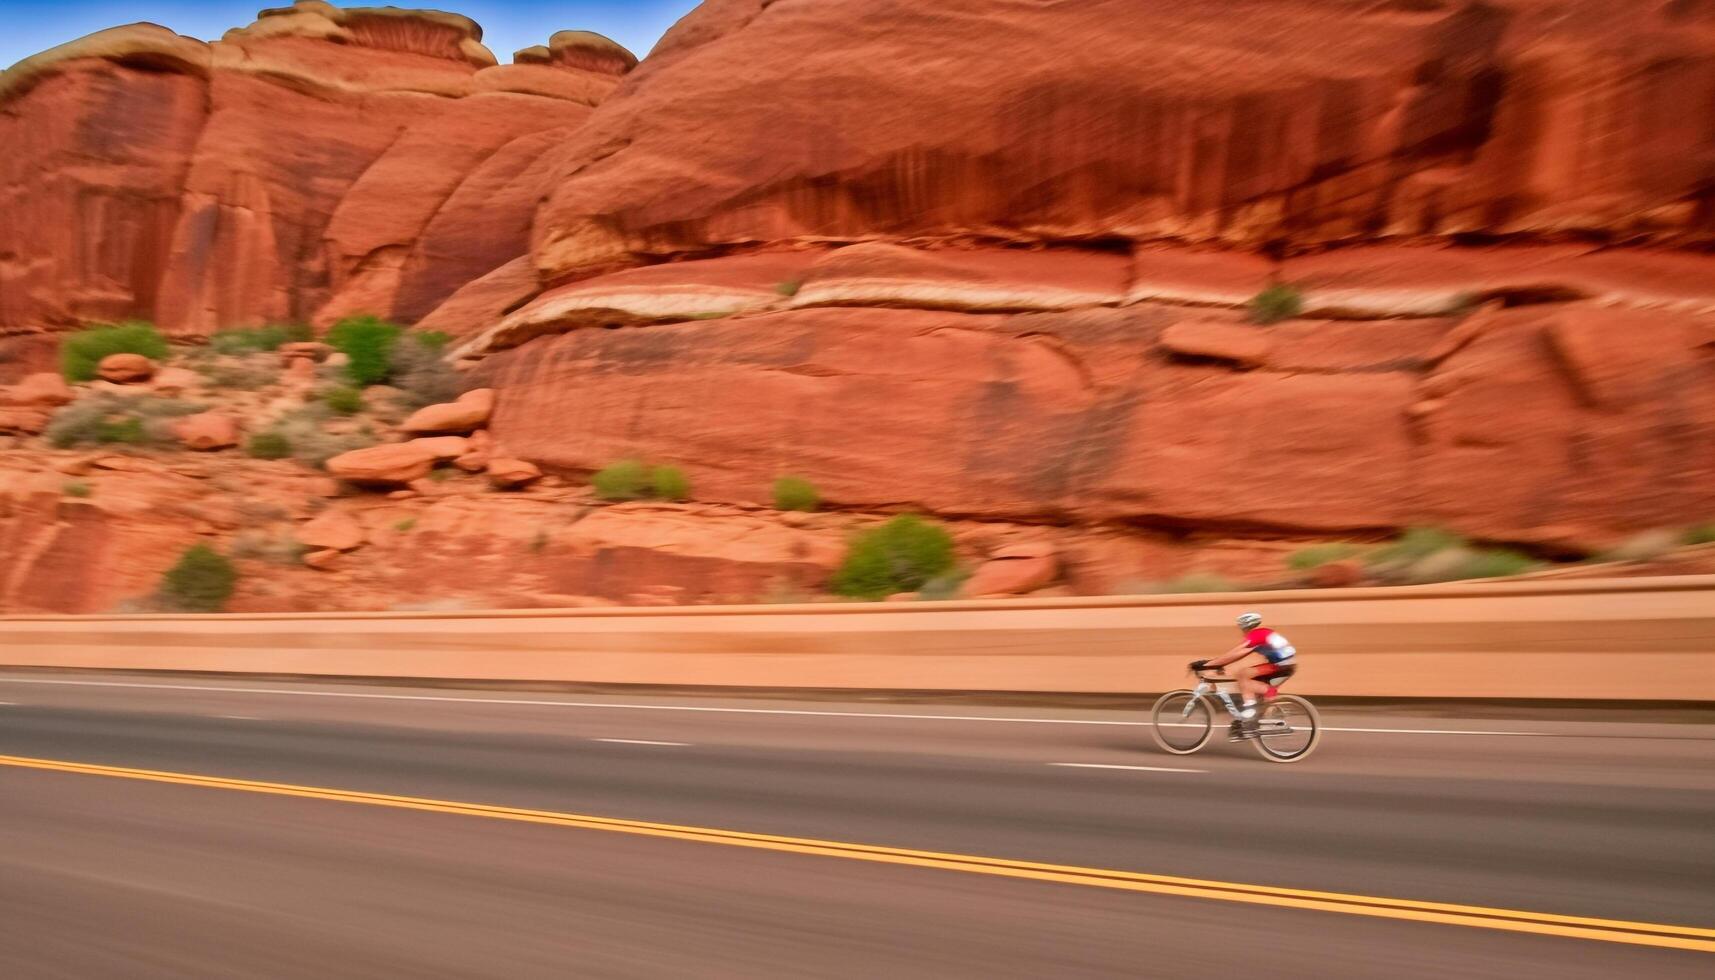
[1204,642,1253,670]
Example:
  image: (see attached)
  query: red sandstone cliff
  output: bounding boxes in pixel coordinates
[0,2,631,350]
[2,1,1715,614]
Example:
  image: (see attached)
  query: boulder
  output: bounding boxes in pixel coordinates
[0,408,50,435]
[407,436,471,460]
[150,367,202,397]
[453,451,490,473]
[296,511,366,552]
[486,457,542,490]
[1308,559,1364,589]
[278,342,333,364]
[1159,320,1270,367]
[401,389,493,434]
[171,413,241,451]
[962,545,1058,597]
[302,549,342,571]
[97,353,155,384]
[0,372,74,407]
[325,443,437,485]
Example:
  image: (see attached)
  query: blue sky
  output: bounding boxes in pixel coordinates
[1,1,702,70]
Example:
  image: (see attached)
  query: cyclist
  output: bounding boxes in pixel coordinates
[1191,612,1298,740]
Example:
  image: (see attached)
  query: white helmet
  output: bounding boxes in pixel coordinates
[1236,612,1263,631]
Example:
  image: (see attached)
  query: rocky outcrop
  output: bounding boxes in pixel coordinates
[477,297,1715,550]
[0,3,631,338]
[532,0,1715,282]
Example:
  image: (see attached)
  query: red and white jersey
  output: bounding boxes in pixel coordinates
[1244,627,1297,665]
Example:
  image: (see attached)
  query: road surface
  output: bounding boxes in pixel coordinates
[1,671,1712,978]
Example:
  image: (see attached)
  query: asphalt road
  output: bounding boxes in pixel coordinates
[1,672,1712,979]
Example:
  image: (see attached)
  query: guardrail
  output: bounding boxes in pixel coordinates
[2,576,1712,700]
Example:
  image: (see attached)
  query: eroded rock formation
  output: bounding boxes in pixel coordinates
[0,2,631,354]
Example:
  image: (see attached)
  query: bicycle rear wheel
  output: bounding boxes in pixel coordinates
[1150,690,1214,755]
[1251,694,1321,763]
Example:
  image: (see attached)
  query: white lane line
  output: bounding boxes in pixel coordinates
[1052,763,1205,774]
[592,738,687,747]
[0,701,15,705]
[0,677,1658,739]
[216,714,260,721]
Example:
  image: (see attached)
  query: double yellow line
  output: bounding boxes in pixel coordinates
[3,753,1711,954]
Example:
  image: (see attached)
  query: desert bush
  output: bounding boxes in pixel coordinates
[263,406,377,468]
[773,476,820,512]
[245,431,292,460]
[830,515,956,600]
[45,394,200,448]
[593,459,649,501]
[1366,527,1466,567]
[1287,542,1362,571]
[388,333,460,408]
[228,530,307,566]
[651,465,691,502]
[326,316,402,386]
[199,359,279,390]
[1685,523,1715,546]
[916,569,971,601]
[1115,573,1238,595]
[209,323,312,355]
[1457,548,1539,580]
[323,386,365,415]
[1248,284,1303,325]
[158,543,238,613]
[776,280,803,297]
[394,518,417,533]
[60,321,169,381]
[62,481,92,498]
[1601,529,1682,563]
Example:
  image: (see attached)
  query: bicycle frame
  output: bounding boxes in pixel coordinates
[1188,676,1249,721]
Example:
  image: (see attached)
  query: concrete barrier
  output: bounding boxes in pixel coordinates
[2,576,1712,700]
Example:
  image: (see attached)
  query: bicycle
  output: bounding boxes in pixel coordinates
[1150,664,1322,763]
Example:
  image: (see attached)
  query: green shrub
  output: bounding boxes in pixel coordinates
[323,386,365,415]
[159,543,238,613]
[1248,284,1303,325]
[388,334,459,408]
[593,459,649,501]
[245,431,292,460]
[776,280,803,297]
[773,476,821,512]
[60,321,170,381]
[427,467,453,482]
[394,518,417,533]
[208,323,312,355]
[62,481,92,498]
[830,515,957,600]
[326,316,402,386]
[1287,543,1361,571]
[1366,527,1467,566]
[413,330,452,351]
[1683,523,1715,546]
[1457,548,1539,580]
[651,465,691,502]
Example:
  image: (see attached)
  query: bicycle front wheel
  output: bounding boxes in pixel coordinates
[1252,694,1322,763]
[1150,690,1214,755]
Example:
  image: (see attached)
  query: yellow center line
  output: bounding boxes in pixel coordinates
[3,754,1711,954]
